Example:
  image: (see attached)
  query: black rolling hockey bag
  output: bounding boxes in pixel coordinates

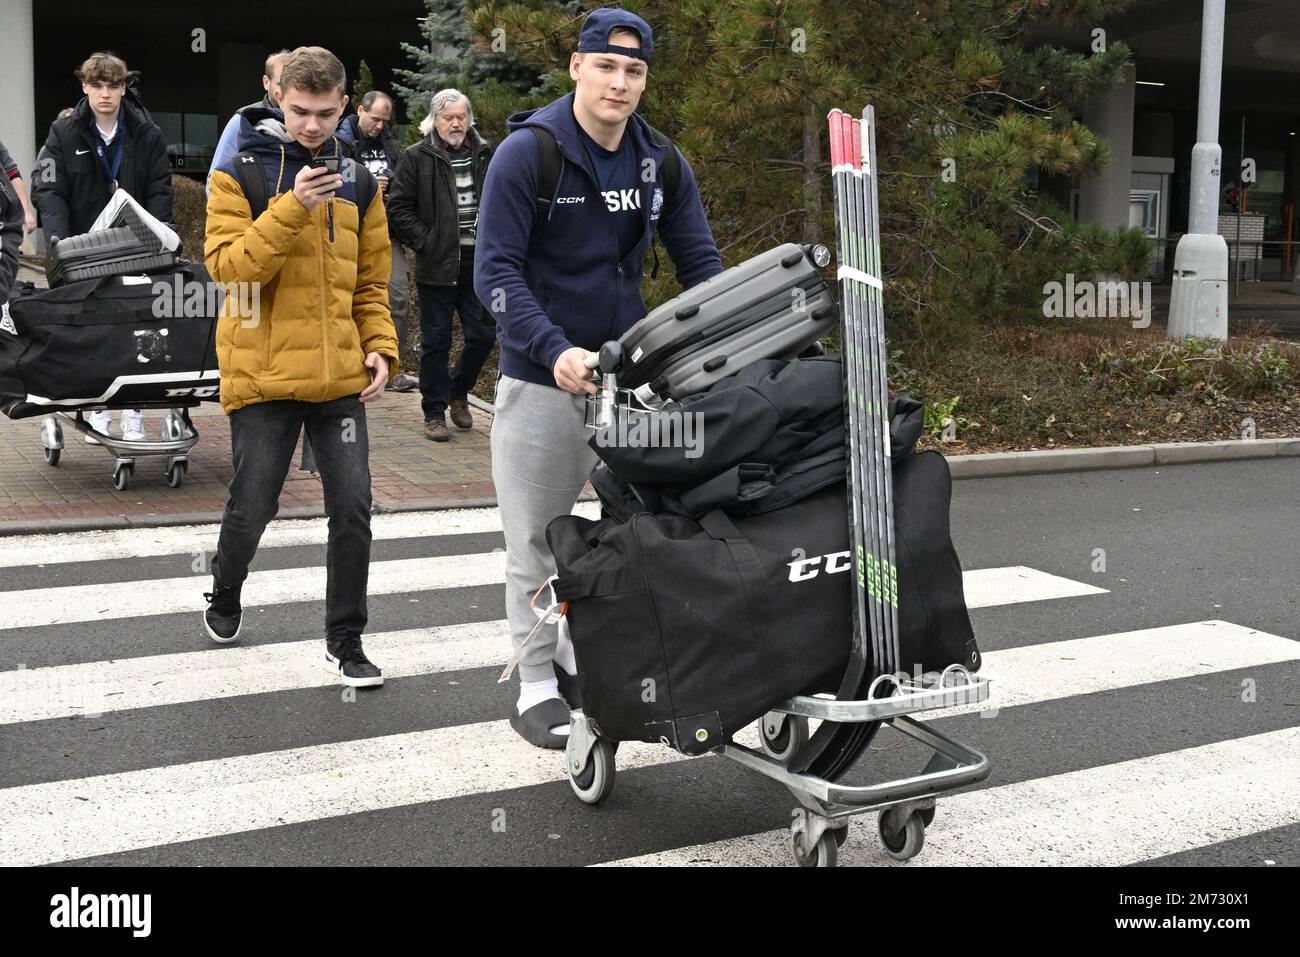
[547,482,853,755]
[0,264,220,419]
[546,451,980,756]
[617,243,837,401]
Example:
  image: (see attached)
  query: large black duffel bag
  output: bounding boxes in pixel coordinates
[546,450,980,756]
[0,264,220,419]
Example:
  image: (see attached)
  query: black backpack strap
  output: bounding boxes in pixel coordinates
[645,124,680,205]
[644,124,680,280]
[349,159,377,233]
[230,151,269,220]
[530,126,563,221]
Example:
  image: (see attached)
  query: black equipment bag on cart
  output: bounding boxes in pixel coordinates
[547,450,980,757]
[548,483,852,755]
[616,243,837,401]
[0,264,219,419]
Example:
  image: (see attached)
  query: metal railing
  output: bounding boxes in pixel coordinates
[1146,237,1298,288]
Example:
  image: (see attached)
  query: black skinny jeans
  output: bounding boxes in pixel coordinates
[418,248,497,421]
[213,395,373,641]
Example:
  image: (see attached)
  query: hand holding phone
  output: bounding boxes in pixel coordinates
[293,160,342,212]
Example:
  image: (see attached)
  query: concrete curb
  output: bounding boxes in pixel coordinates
[0,491,601,537]
[946,437,1300,479]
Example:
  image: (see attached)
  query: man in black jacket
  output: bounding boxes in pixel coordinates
[0,175,22,301]
[32,52,173,242]
[31,51,173,443]
[338,91,416,392]
[386,89,495,441]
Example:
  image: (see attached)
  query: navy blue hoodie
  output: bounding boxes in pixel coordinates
[474,93,723,388]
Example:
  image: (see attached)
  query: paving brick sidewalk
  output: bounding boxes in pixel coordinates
[0,391,500,532]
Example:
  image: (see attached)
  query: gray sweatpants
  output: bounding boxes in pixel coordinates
[490,374,598,683]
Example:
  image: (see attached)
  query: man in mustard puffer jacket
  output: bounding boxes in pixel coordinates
[202,46,400,689]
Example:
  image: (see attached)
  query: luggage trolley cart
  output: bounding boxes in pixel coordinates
[564,352,992,867]
[40,400,201,491]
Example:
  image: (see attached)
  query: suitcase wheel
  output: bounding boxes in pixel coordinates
[43,447,61,467]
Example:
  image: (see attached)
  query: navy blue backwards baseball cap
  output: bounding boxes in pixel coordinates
[577,7,653,64]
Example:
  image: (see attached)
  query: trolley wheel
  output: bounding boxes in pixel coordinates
[792,829,839,868]
[879,811,926,862]
[759,713,809,762]
[569,738,616,805]
[920,805,936,827]
[43,447,61,467]
[166,460,187,488]
[112,463,134,492]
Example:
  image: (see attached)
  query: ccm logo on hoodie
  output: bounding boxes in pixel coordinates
[555,190,641,212]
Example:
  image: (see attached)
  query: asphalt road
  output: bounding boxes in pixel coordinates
[0,458,1295,867]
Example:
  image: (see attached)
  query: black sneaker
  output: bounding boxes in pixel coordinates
[202,582,243,644]
[325,635,384,688]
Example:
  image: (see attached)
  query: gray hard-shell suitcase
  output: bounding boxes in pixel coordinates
[617,242,835,401]
[45,227,178,287]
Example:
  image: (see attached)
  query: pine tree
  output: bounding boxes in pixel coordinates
[453,0,1149,336]
[394,0,562,142]
[352,59,376,104]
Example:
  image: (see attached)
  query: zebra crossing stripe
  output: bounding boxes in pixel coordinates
[0,503,602,569]
[600,726,1300,867]
[0,562,1107,631]
[1,619,1291,726]
[0,620,1291,864]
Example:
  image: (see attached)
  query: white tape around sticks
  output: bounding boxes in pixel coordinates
[837,266,883,291]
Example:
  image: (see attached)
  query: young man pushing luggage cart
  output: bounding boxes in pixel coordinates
[475,8,724,747]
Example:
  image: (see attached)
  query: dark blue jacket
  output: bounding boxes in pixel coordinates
[474,93,723,388]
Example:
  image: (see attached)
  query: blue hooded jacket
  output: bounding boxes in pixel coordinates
[474,93,723,388]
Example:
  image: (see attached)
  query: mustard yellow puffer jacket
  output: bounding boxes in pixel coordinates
[204,118,398,415]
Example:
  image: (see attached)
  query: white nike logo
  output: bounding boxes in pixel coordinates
[75,149,90,155]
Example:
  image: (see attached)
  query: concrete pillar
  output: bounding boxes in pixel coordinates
[0,0,36,187]
[1078,64,1137,232]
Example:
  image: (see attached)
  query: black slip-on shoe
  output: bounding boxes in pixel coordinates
[509,697,570,749]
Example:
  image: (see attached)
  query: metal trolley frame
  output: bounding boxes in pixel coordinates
[39,400,201,491]
[563,360,993,867]
[566,669,990,868]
